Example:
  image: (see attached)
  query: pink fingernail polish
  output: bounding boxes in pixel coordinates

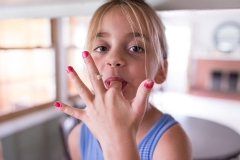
[144,80,154,89]
[82,51,89,58]
[66,66,73,73]
[54,101,62,108]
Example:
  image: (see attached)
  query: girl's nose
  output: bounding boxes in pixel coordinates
[105,52,126,68]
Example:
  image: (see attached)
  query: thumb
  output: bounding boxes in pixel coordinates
[132,79,154,116]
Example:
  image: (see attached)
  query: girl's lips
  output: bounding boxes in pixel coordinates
[104,77,127,90]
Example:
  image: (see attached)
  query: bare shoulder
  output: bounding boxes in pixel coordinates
[153,123,192,160]
[68,123,82,160]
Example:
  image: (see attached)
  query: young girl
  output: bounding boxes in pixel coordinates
[54,0,192,159]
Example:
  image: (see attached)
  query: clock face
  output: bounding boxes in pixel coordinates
[215,22,240,53]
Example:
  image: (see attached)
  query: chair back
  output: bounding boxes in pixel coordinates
[59,115,81,160]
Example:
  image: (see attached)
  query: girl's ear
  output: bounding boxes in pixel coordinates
[154,60,168,84]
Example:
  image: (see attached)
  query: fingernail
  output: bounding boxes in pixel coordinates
[82,51,89,58]
[144,80,154,89]
[66,66,73,73]
[54,101,62,108]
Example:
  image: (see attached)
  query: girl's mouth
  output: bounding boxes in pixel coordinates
[104,77,127,90]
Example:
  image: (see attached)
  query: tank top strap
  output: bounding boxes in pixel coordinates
[138,114,178,160]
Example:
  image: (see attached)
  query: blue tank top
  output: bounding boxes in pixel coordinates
[80,114,178,160]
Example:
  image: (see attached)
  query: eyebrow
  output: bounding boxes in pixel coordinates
[126,32,150,42]
[95,32,109,38]
[95,32,149,42]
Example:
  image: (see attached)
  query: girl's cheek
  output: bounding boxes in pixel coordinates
[92,55,99,64]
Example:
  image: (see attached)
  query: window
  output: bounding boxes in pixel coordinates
[0,18,56,117]
[64,16,92,97]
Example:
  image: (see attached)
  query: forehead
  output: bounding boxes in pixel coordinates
[98,5,149,36]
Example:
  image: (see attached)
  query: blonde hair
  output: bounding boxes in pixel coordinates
[85,0,168,74]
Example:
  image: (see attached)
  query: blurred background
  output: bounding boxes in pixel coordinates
[0,0,240,160]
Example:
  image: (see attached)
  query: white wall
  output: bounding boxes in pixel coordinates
[191,9,240,55]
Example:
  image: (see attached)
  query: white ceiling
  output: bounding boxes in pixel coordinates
[0,0,240,19]
[1,0,240,9]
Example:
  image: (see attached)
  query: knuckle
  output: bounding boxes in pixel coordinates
[108,88,119,95]
[139,88,150,96]
[77,87,85,96]
[70,109,76,118]
[71,73,79,83]
[64,107,76,118]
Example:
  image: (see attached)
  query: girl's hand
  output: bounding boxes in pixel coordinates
[54,51,154,159]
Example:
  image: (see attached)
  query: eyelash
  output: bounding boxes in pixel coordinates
[129,46,145,53]
[94,46,109,52]
[94,45,145,53]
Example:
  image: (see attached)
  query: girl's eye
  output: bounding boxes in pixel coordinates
[129,46,144,52]
[94,46,108,52]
